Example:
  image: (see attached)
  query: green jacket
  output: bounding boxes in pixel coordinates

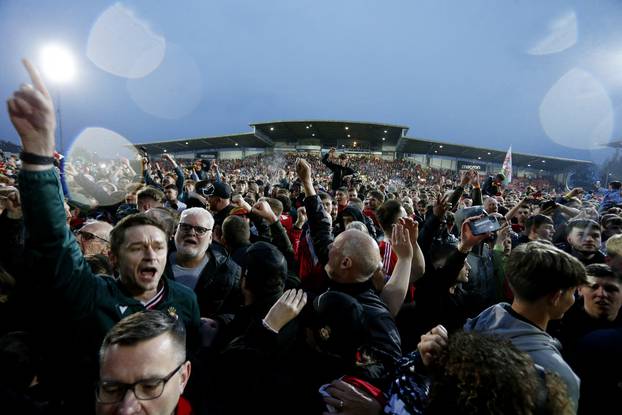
[19,168,201,352]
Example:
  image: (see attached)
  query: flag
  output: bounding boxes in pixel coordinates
[501,145,512,185]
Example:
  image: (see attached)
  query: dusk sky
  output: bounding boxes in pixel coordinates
[1,0,621,163]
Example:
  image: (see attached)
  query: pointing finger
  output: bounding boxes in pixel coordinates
[22,59,50,97]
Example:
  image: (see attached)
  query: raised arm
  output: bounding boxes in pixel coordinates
[297,158,333,265]
[8,59,98,317]
[380,223,413,316]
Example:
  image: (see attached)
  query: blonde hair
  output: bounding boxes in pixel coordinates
[606,234,622,257]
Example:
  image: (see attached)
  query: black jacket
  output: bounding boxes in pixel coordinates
[164,243,242,326]
[304,194,402,362]
[321,152,355,191]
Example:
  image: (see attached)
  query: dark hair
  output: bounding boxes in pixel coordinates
[336,187,348,194]
[566,218,600,234]
[585,263,616,279]
[427,331,572,415]
[318,191,333,203]
[145,206,180,239]
[376,200,403,232]
[137,187,164,203]
[164,184,178,192]
[242,242,286,300]
[222,215,250,249]
[99,311,186,363]
[507,241,587,302]
[86,254,114,275]
[368,190,385,203]
[525,214,553,233]
[0,332,42,390]
[276,194,291,213]
[495,173,506,182]
[609,181,621,190]
[110,213,168,256]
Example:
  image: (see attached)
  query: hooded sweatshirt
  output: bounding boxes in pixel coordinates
[463,303,580,411]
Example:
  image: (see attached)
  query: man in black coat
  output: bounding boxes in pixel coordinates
[297,158,402,365]
[321,148,356,192]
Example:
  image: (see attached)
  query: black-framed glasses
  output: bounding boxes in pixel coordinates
[178,222,212,237]
[75,230,109,244]
[95,362,185,404]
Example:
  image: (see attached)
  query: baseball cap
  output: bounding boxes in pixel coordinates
[202,182,232,199]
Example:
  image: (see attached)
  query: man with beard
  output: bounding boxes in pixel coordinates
[557,219,605,266]
[164,208,241,340]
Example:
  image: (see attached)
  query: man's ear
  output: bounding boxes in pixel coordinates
[179,361,191,393]
[548,290,563,307]
[341,256,352,270]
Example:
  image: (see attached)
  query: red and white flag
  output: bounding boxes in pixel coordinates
[501,145,512,185]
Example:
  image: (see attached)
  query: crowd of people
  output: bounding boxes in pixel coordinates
[1,59,622,415]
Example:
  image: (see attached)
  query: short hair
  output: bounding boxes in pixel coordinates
[606,234,622,257]
[566,219,601,234]
[86,254,114,275]
[146,206,180,239]
[276,195,291,213]
[368,190,385,202]
[99,311,186,365]
[164,184,178,192]
[345,221,369,234]
[242,242,286,299]
[348,197,364,211]
[222,215,250,248]
[110,213,168,257]
[137,187,164,203]
[318,191,333,203]
[265,198,284,217]
[376,200,403,232]
[507,241,586,302]
[525,214,553,233]
[495,173,506,182]
[585,263,616,279]
[609,181,621,190]
[336,187,348,194]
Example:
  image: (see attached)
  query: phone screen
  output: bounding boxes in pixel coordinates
[469,216,501,235]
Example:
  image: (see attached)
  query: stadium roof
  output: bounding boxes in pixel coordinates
[134,119,593,172]
[136,132,271,154]
[396,136,593,172]
[250,120,409,150]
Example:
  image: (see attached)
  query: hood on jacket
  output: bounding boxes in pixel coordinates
[463,303,562,355]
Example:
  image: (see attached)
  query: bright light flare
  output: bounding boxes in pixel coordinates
[40,44,76,83]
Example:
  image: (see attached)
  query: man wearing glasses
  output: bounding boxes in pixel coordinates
[166,207,241,342]
[75,220,113,256]
[96,311,192,415]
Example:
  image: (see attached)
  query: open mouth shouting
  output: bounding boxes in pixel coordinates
[138,265,158,282]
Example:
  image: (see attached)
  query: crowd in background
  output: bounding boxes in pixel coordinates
[1,60,622,415]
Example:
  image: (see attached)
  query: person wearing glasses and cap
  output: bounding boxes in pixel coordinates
[96,310,193,415]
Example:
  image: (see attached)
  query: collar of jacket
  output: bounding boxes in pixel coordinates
[327,278,375,296]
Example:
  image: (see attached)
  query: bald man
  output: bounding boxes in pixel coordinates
[75,220,113,256]
[296,158,402,362]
